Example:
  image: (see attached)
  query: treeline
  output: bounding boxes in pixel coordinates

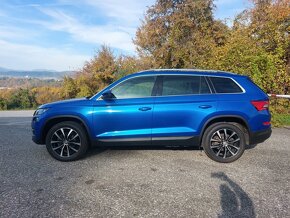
[0,87,62,110]
[0,78,62,110]
[0,0,289,110]
[0,77,61,88]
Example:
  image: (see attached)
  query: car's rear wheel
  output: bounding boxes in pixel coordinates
[202,122,246,163]
[45,121,88,161]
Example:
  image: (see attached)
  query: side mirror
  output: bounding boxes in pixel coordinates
[101,90,116,100]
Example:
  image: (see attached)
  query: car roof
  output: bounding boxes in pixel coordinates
[131,69,244,78]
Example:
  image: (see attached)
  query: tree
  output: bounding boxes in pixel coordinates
[134,0,229,68]
[115,55,155,79]
[7,88,36,109]
[248,0,290,94]
[61,76,78,98]
[73,45,118,97]
[208,0,289,94]
[0,98,7,110]
[134,0,289,94]
[33,86,62,105]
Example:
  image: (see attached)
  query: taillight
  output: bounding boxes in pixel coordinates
[251,100,269,111]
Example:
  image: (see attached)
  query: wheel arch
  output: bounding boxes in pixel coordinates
[199,115,250,146]
[41,115,92,145]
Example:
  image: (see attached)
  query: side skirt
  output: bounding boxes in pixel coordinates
[92,136,200,147]
[151,136,200,147]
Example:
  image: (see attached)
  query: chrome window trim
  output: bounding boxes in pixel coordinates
[97,73,245,100]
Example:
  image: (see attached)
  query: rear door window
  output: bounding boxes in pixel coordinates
[161,76,211,96]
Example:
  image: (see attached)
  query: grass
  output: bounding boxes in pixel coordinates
[271,113,290,127]
[269,98,290,127]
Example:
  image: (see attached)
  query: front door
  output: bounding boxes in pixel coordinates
[93,76,157,145]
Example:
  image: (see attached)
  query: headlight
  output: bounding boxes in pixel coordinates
[34,108,49,116]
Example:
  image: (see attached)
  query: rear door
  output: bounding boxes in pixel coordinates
[151,75,217,146]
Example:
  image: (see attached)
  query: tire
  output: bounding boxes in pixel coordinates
[45,121,89,161]
[202,122,246,163]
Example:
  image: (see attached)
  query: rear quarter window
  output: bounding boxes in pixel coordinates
[210,77,243,93]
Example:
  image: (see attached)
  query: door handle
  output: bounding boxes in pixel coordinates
[199,105,212,109]
[138,107,152,111]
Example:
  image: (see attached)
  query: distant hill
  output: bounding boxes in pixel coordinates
[0,77,62,89]
[0,67,76,79]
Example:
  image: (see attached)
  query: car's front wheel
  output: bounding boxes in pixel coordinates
[202,122,246,163]
[45,121,89,161]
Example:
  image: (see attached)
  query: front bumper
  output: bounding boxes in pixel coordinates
[249,127,272,145]
[32,134,42,144]
[31,116,44,144]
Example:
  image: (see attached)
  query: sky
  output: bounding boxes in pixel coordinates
[0,0,251,71]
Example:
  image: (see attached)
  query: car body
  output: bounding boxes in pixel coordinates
[32,69,272,162]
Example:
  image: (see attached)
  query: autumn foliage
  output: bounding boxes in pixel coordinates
[69,0,289,98]
[0,0,289,111]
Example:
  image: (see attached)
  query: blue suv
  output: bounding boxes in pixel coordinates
[32,69,271,163]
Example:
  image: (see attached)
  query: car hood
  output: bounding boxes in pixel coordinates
[39,98,92,108]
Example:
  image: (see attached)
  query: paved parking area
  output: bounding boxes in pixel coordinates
[0,113,289,217]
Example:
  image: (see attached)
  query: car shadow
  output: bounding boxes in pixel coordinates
[86,145,201,157]
[212,172,256,218]
[245,144,257,150]
[85,147,108,158]
[86,143,258,158]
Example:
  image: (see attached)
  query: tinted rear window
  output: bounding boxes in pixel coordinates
[210,77,243,93]
[161,76,211,96]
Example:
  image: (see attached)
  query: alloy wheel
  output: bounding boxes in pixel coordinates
[50,127,81,157]
[210,128,241,159]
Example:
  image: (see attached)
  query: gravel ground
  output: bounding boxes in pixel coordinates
[0,114,289,218]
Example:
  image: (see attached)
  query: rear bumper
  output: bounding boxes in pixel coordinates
[249,128,272,145]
